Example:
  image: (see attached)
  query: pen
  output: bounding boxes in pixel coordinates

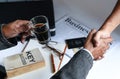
[21,39,30,52]
[51,54,56,73]
[57,45,67,70]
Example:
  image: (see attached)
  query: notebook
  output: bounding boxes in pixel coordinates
[0,0,55,36]
[4,48,45,78]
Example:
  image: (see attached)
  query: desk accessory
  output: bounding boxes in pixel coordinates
[43,42,67,71]
[4,48,45,78]
[21,39,30,52]
[65,37,86,49]
[51,54,56,73]
[57,45,67,70]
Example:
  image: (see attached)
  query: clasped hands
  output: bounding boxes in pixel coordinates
[84,29,112,60]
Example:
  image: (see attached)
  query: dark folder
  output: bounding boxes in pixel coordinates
[0,0,55,36]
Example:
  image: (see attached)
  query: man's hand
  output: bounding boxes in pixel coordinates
[84,29,112,60]
[2,20,31,43]
[93,29,111,47]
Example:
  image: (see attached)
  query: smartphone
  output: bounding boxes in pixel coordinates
[65,37,86,49]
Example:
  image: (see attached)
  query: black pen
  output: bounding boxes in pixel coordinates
[21,39,30,52]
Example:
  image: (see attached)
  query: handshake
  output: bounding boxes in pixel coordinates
[84,29,112,60]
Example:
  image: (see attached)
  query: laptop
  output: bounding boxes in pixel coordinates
[0,0,55,36]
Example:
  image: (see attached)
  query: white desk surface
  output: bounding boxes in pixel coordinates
[1,0,120,79]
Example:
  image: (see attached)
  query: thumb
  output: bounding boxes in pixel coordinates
[87,29,97,42]
[93,31,101,47]
[103,36,113,44]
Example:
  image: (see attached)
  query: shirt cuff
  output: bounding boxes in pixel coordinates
[82,48,94,59]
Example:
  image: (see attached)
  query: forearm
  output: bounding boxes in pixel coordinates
[99,0,120,34]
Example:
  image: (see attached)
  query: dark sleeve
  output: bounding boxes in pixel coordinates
[0,24,17,50]
[50,49,93,79]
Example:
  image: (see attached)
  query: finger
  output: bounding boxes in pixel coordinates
[105,44,110,50]
[87,29,97,42]
[16,21,30,33]
[102,43,110,51]
[92,32,101,47]
[97,56,104,60]
[15,20,29,27]
[94,55,104,61]
[21,36,26,43]
[99,41,109,51]
[103,36,113,44]
[20,32,30,43]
